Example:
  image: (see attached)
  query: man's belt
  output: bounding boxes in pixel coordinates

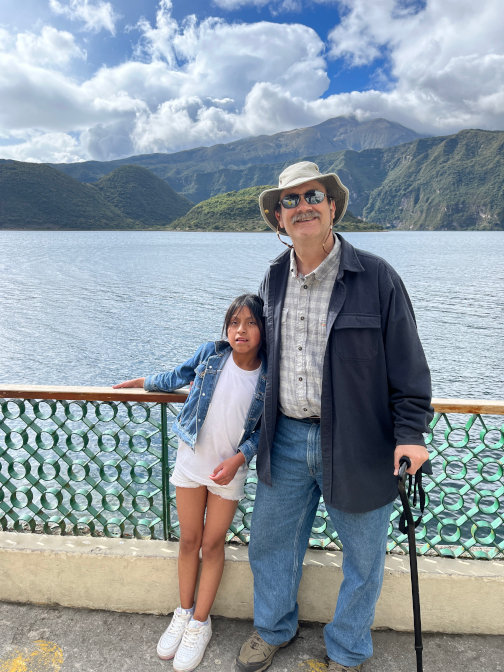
[281,413,321,424]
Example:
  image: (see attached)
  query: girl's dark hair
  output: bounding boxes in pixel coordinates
[222,294,265,344]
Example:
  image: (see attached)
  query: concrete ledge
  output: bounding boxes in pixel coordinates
[1,532,503,634]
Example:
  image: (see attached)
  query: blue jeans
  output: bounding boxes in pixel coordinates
[249,415,393,667]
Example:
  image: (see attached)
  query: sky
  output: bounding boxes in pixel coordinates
[0,0,503,163]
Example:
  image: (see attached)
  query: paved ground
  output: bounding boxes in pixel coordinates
[0,602,502,672]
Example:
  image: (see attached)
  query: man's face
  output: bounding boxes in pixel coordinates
[275,179,336,247]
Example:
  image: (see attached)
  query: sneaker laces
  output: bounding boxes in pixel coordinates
[162,610,190,643]
[180,623,202,651]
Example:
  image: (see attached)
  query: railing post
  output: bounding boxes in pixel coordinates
[160,402,170,541]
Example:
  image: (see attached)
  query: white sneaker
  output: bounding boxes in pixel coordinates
[157,607,194,660]
[173,616,212,672]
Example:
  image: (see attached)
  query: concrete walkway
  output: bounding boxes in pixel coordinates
[0,602,502,672]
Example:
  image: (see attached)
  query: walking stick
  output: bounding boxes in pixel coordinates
[397,456,429,672]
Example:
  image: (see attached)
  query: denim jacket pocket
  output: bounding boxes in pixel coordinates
[195,363,206,378]
[333,314,381,361]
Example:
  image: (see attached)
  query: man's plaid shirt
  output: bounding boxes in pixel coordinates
[278,236,341,418]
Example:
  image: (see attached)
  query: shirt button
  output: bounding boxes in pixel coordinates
[298,346,302,351]
[300,316,304,321]
[303,285,308,289]
[303,408,308,412]
[209,366,212,369]
[299,377,303,381]
[202,393,205,396]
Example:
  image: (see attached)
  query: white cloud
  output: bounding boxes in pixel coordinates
[0,28,15,52]
[14,26,86,65]
[49,0,119,34]
[0,131,84,163]
[0,0,503,163]
[325,0,504,133]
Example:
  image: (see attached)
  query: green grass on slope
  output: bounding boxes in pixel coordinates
[0,161,138,230]
[362,130,504,230]
[165,129,504,230]
[165,186,383,232]
[91,164,193,226]
[334,209,383,232]
[164,186,273,231]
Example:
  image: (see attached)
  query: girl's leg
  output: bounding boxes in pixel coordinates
[176,485,208,609]
[193,492,238,622]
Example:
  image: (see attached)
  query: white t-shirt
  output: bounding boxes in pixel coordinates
[175,353,261,488]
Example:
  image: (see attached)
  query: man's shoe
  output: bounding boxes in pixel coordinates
[327,660,363,671]
[156,607,193,660]
[173,616,212,671]
[235,629,298,672]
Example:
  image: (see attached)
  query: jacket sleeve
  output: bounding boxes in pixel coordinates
[258,269,268,304]
[381,269,434,446]
[238,425,261,465]
[143,342,213,393]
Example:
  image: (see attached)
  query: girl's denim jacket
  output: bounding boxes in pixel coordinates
[144,341,267,465]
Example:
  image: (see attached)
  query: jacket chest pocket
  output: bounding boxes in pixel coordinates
[333,314,381,361]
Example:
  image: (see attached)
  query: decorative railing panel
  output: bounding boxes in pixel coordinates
[0,387,503,559]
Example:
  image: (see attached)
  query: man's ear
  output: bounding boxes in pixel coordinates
[275,208,282,227]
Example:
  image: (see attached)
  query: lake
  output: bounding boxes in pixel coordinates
[0,230,503,400]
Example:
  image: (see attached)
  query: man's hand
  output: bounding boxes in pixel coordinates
[394,444,429,476]
[210,452,246,486]
[113,378,145,389]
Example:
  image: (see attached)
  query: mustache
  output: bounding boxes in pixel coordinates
[292,210,321,223]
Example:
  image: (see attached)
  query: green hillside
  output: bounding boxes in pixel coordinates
[166,186,383,232]
[6,128,504,231]
[334,210,383,232]
[0,161,138,230]
[159,129,504,230]
[50,116,424,187]
[0,162,194,231]
[166,186,272,231]
[362,131,504,229]
[91,165,192,226]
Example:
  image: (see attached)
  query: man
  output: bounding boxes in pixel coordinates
[235,161,433,672]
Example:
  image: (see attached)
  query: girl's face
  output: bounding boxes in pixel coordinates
[227,306,262,355]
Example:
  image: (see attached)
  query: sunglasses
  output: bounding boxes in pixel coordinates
[279,190,327,209]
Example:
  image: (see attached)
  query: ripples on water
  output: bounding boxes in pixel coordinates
[1,231,503,547]
[0,230,503,399]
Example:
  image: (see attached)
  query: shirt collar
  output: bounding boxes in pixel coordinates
[289,235,341,282]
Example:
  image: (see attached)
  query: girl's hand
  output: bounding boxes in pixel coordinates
[113,378,145,389]
[210,452,246,486]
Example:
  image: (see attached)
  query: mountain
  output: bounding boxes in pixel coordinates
[334,210,383,232]
[49,116,425,193]
[155,129,504,230]
[91,165,192,226]
[0,161,136,230]
[6,128,504,231]
[362,130,504,230]
[166,186,272,231]
[165,186,383,232]
[304,129,504,230]
[0,162,192,230]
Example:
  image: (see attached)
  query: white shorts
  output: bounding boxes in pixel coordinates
[170,464,245,501]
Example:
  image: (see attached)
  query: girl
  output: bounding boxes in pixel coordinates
[113,294,266,672]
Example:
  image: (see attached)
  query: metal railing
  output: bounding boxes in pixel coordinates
[1,386,503,560]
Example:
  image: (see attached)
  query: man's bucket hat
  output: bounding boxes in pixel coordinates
[259,161,349,232]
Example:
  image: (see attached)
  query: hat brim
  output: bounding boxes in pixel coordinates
[259,173,349,233]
